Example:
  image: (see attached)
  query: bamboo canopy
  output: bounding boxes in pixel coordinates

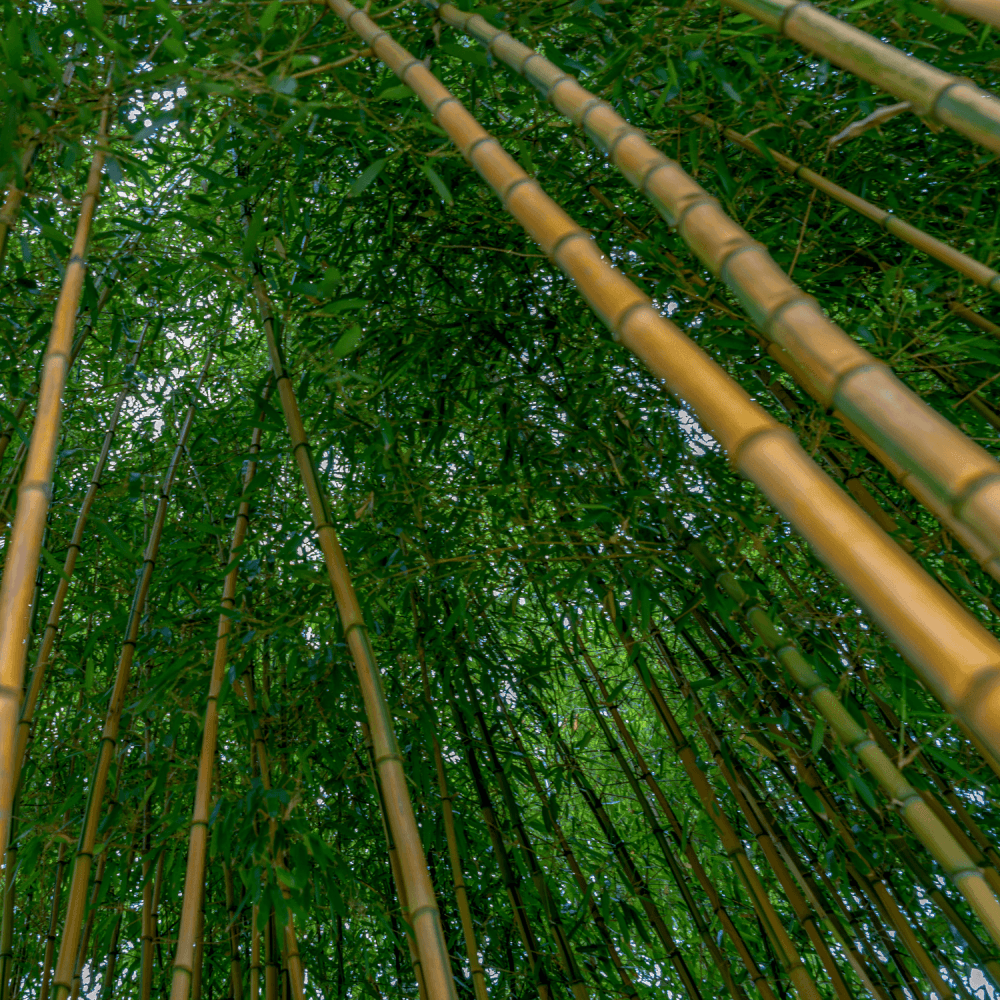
[0,3,999,1000]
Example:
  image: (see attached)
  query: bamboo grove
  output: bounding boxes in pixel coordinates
[1,0,1000,997]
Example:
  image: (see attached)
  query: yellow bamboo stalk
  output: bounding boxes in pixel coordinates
[13,323,150,791]
[250,271,457,1000]
[0,96,110,862]
[719,0,1000,148]
[949,301,1000,341]
[693,112,1000,295]
[933,0,1000,25]
[169,402,268,1000]
[50,353,213,1000]
[430,3,1000,580]
[330,0,1000,795]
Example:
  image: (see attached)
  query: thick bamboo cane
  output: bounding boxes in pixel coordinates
[464,680,591,1000]
[933,0,1000,26]
[428,3,1000,579]
[330,0,1000,796]
[0,97,110,862]
[357,725,430,1000]
[50,353,213,1000]
[412,603,490,1000]
[249,273,456,1000]
[718,0,1000,140]
[169,400,268,1000]
[692,112,1000,296]
[12,323,151,793]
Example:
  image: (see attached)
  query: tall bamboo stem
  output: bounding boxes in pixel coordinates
[0,93,110,863]
[250,271,456,999]
[327,0,1000,778]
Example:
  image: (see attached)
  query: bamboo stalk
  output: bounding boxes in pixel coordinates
[357,724,430,1000]
[249,271,457,1000]
[494,697,642,1000]
[691,111,1000,295]
[933,0,1000,28]
[464,678,591,1000]
[430,1,1000,579]
[329,0,1000,804]
[719,0,1000,144]
[412,599,490,1000]
[528,692,714,1000]
[50,353,213,1000]
[99,841,136,1000]
[39,840,70,1000]
[0,94,111,863]
[169,393,269,1000]
[222,864,244,1000]
[448,685,552,1000]
[684,539,1000,951]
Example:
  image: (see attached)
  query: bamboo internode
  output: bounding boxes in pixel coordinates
[0,100,110,868]
[330,0,1000,784]
[430,1,1000,580]
[724,0,1000,151]
[251,274,458,1000]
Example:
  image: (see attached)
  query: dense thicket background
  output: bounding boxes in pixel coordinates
[0,0,999,998]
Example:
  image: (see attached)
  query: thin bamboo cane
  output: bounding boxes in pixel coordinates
[169,396,268,1000]
[667,647,950,1000]
[412,601,490,1000]
[528,692,716,1000]
[222,864,244,1000]
[0,95,110,863]
[949,301,1000,341]
[464,679,591,1000]
[494,698,642,1000]
[682,539,1000,951]
[0,144,39,268]
[329,0,1000,798]
[12,323,150,793]
[592,600,823,1000]
[448,685,552,1000]
[691,111,1000,295]
[249,272,457,1000]
[429,2,1000,578]
[50,353,213,1000]
[99,841,136,1000]
[557,659,753,1000]
[39,840,69,1000]
[250,905,261,1000]
[233,666,305,1000]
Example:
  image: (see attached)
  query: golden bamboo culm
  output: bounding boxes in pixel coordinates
[251,273,458,1000]
[0,94,110,869]
[329,0,1000,793]
[430,2,1000,583]
[169,403,268,1000]
[50,353,214,1000]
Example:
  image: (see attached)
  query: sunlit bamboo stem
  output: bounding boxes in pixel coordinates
[430,1,1000,580]
[330,0,1000,781]
[249,270,456,999]
[0,93,111,863]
